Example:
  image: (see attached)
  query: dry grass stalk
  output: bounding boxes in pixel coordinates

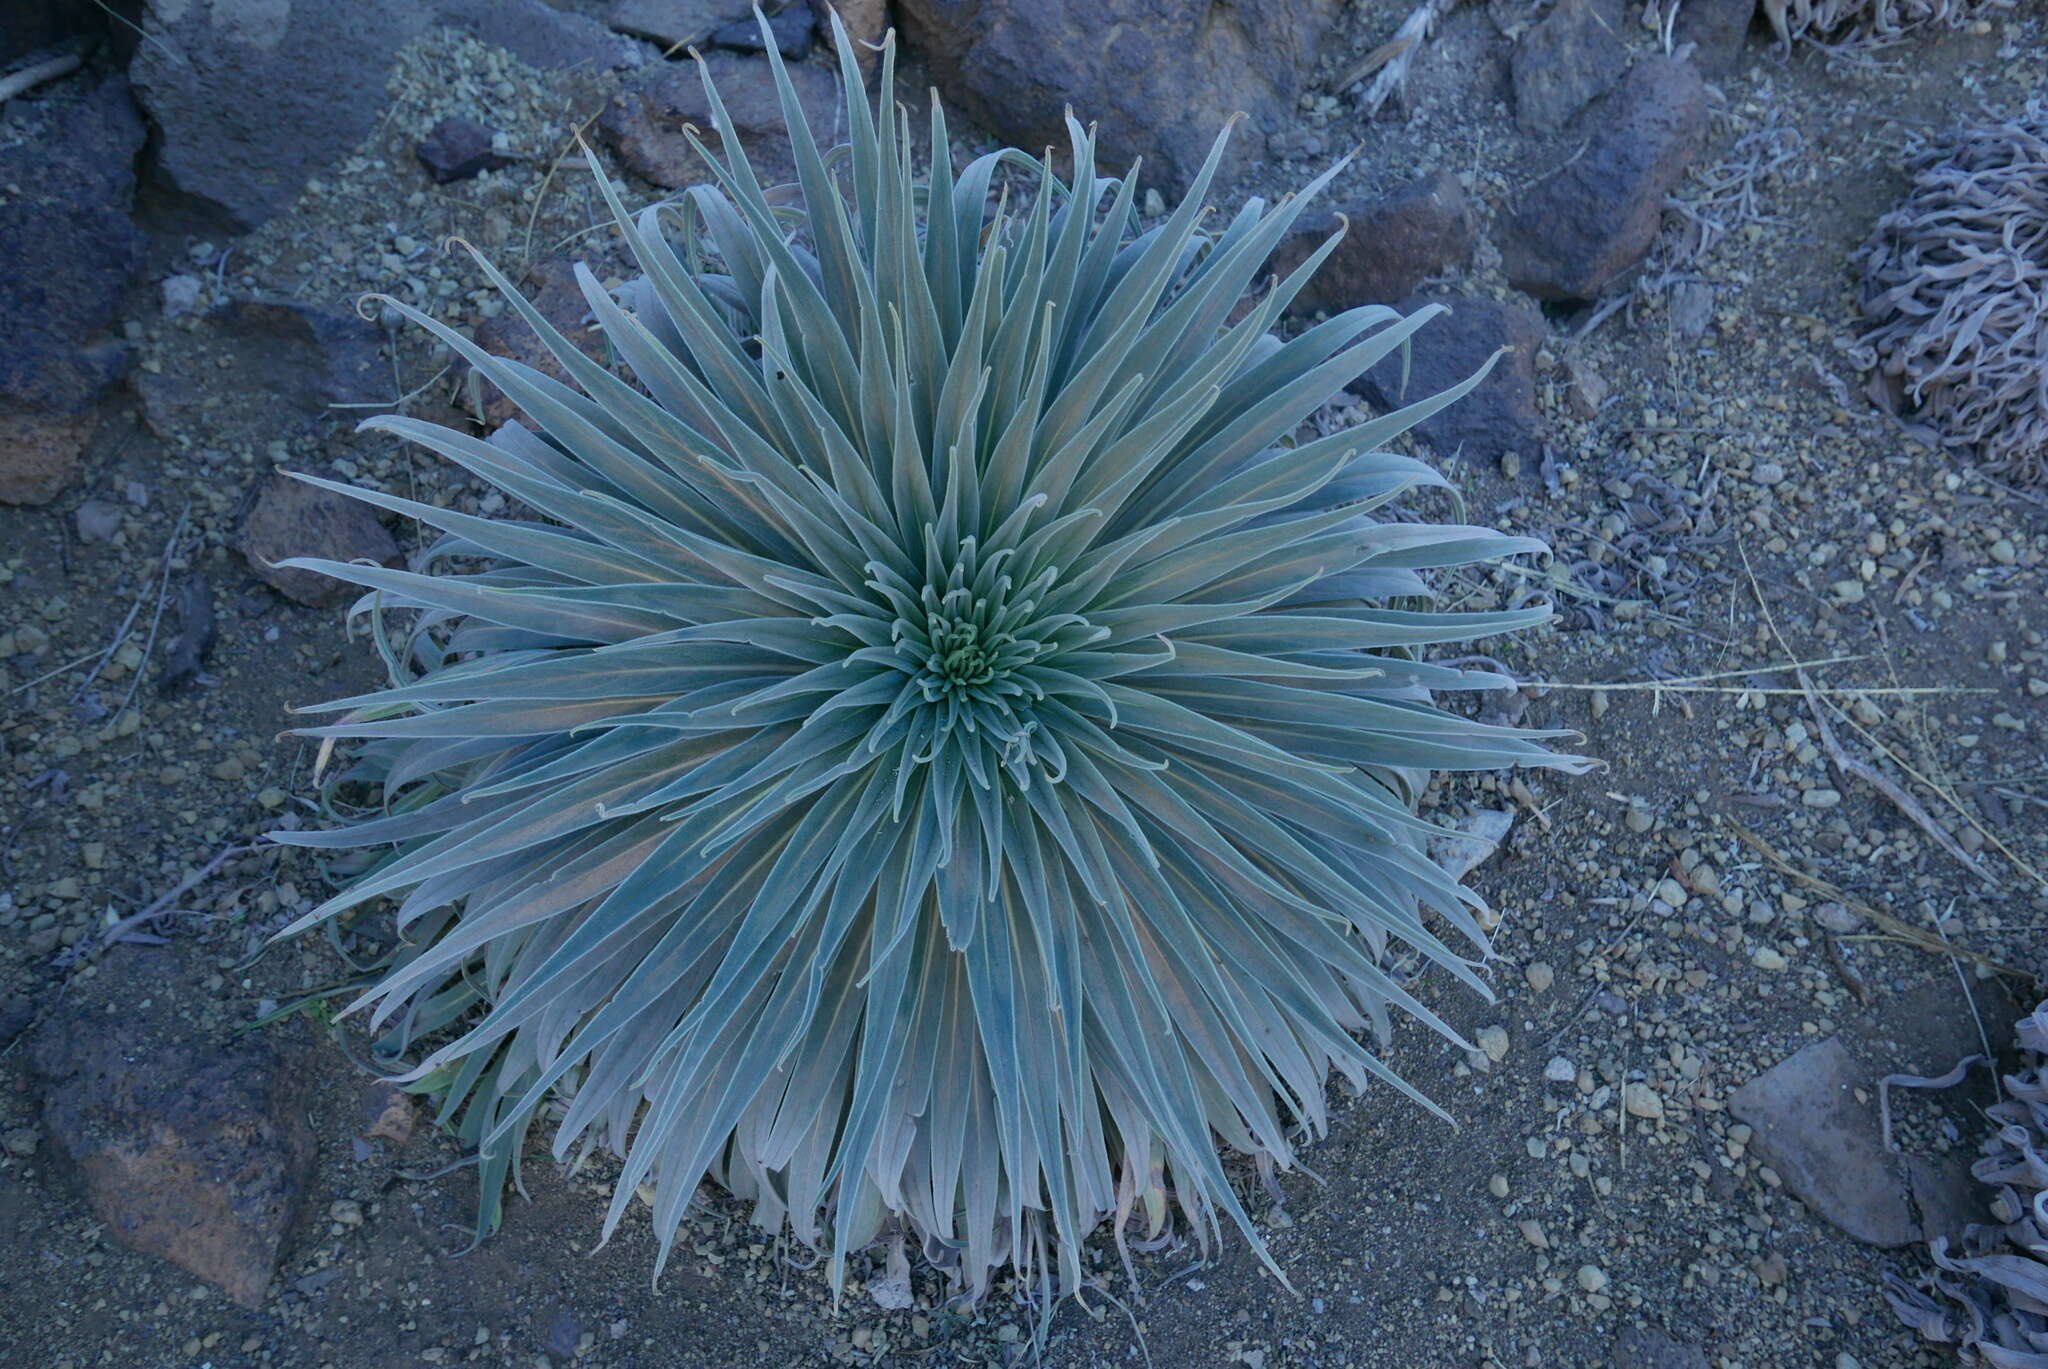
[1725,820,2030,982]
[1796,669,1997,887]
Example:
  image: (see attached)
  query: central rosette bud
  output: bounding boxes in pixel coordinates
[863,538,1103,785]
[916,591,1019,697]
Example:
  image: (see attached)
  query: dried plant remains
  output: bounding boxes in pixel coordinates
[1889,999,2048,1362]
[1761,0,2012,45]
[1852,102,2048,484]
[276,17,1584,1304]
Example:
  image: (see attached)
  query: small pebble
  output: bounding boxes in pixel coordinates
[1812,903,1861,934]
[1475,1025,1511,1064]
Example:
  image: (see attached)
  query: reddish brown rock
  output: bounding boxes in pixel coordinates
[1271,172,1480,314]
[236,472,401,607]
[811,0,888,76]
[32,1016,315,1308]
[361,1082,418,1146]
[0,407,97,506]
[471,258,611,427]
[599,52,838,190]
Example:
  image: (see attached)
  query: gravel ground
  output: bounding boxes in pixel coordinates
[1,6,2045,1368]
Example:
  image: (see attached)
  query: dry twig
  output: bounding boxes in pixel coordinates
[1342,0,1452,116]
[92,843,260,955]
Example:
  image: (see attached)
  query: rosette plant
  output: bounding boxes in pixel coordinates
[276,16,1584,1305]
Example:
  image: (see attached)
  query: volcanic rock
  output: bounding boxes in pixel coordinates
[896,0,1345,195]
[1497,56,1708,302]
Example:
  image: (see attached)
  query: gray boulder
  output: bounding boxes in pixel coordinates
[897,0,1345,195]
[0,72,146,505]
[1511,0,1628,135]
[131,0,640,233]
[0,73,146,416]
[1354,296,1547,469]
[1497,56,1707,302]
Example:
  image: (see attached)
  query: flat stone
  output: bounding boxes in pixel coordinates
[137,298,386,444]
[606,0,753,49]
[1429,808,1516,882]
[1271,172,1480,313]
[74,498,125,543]
[600,52,838,190]
[1498,57,1708,302]
[1729,1035,1918,1246]
[1566,353,1611,418]
[32,1013,316,1308]
[1512,0,1627,135]
[1905,1152,1984,1248]
[416,115,514,184]
[1354,295,1547,467]
[1668,279,1715,336]
[236,472,402,608]
[897,0,1346,195]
